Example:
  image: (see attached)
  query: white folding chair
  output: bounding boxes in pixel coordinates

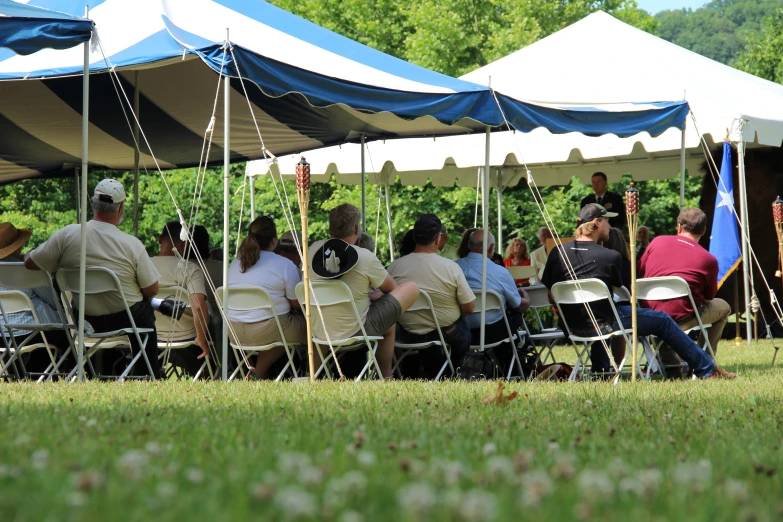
[550,278,634,384]
[507,265,538,282]
[155,285,213,381]
[469,288,526,381]
[393,289,454,380]
[216,285,300,382]
[636,276,715,376]
[523,284,565,366]
[0,262,75,381]
[295,280,384,381]
[56,267,156,381]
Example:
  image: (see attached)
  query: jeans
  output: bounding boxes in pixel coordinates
[591,305,715,378]
[400,317,471,379]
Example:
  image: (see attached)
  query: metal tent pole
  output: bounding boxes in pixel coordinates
[496,171,503,253]
[132,70,141,237]
[221,35,231,380]
[679,127,686,209]
[76,5,90,381]
[737,138,752,344]
[480,126,490,350]
[384,174,394,262]
[249,174,256,221]
[361,134,366,232]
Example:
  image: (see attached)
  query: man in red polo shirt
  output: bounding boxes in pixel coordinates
[639,208,734,378]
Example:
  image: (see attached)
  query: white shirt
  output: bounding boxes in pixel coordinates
[529,245,548,284]
[30,221,160,315]
[152,256,207,342]
[227,251,301,323]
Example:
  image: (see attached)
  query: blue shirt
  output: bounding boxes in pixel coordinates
[455,252,521,328]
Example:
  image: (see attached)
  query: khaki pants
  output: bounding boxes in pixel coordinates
[659,298,731,367]
[229,312,307,347]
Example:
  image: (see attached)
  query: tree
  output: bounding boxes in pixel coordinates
[732,8,783,84]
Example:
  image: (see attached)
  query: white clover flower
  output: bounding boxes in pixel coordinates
[31,449,49,471]
[459,489,498,521]
[552,454,577,479]
[482,443,497,456]
[672,460,712,492]
[342,471,368,493]
[431,459,467,486]
[274,486,318,520]
[608,458,630,479]
[485,456,515,482]
[724,479,749,502]
[584,400,593,407]
[145,442,163,456]
[185,468,204,484]
[357,451,376,468]
[520,470,554,507]
[397,482,437,518]
[340,510,364,522]
[577,470,615,499]
[66,491,88,507]
[85,418,97,428]
[547,441,561,454]
[636,469,662,496]
[297,465,323,487]
[618,476,643,496]
[157,482,177,499]
[278,452,312,478]
[117,450,148,480]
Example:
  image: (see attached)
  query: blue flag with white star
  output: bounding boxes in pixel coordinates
[709,141,742,288]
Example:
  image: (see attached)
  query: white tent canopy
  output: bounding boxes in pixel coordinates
[247,11,783,187]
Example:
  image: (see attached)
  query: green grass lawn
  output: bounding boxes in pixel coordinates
[1,341,782,521]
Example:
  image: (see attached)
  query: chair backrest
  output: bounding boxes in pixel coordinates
[614,286,631,302]
[295,280,354,308]
[0,262,51,290]
[525,285,550,309]
[0,290,35,315]
[215,285,275,313]
[636,276,691,301]
[470,288,505,313]
[507,266,537,280]
[550,278,612,305]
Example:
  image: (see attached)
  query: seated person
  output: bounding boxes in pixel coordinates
[387,214,475,378]
[456,228,478,259]
[192,225,223,343]
[152,221,211,377]
[541,203,721,379]
[602,228,631,289]
[400,229,416,257]
[0,222,72,373]
[275,230,302,269]
[504,238,532,286]
[357,232,376,252]
[227,216,306,379]
[529,227,552,285]
[25,179,162,378]
[639,208,734,378]
[309,204,419,379]
[456,230,530,369]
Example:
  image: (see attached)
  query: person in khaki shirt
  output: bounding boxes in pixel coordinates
[152,221,211,377]
[309,204,419,378]
[388,214,475,378]
[25,178,162,378]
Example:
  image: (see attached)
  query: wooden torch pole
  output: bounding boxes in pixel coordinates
[296,157,315,381]
[772,196,783,366]
[626,182,640,382]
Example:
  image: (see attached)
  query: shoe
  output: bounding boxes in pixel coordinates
[714,366,737,379]
[158,298,187,320]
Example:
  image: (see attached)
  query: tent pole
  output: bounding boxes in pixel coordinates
[132,70,141,237]
[496,171,503,253]
[679,126,686,209]
[221,40,231,380]
[76,5,90,382]
[74,167,80,224]
[737,138,752,344]
[480,126,490,351]
[384,175,394,262]
[361,134,366,232]
[249,174,256,221]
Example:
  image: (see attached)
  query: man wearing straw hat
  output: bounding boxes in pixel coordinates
[24,179,163,377]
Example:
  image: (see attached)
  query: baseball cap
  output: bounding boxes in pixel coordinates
[578,203,617,224]
[279,230,302,248]
[413,213,442,244]
[94,178,126,204]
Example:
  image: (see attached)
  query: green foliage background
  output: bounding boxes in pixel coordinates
[1,0,780,263]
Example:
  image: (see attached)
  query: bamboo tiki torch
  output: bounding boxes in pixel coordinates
[626,183,640,382]
[296,157,315,381]
[772,196,783,366]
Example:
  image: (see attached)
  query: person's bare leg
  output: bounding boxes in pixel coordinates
[253,346,285,378]
[611,336,626,371]
[389,281,420,312]
[376,325,396,378]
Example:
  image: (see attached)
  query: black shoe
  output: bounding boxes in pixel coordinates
[159,299,187,320]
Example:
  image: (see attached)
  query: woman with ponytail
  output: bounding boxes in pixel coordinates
[227,216,306,379]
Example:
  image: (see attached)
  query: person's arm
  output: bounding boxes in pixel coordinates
[459,301,475,316]
[190,293,210,359]
[24,253,41,271]
[288,298,302,309]
[141,281,159,301]
[513,288,530,312]
[378,274,397,294]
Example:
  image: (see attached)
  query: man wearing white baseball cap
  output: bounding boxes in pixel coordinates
[24,178,163,378]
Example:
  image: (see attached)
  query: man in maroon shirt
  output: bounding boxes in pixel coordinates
[639,208,734,378]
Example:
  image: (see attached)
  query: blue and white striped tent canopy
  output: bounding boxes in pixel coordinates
[0,0,92,55]
[0,0,689,184]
